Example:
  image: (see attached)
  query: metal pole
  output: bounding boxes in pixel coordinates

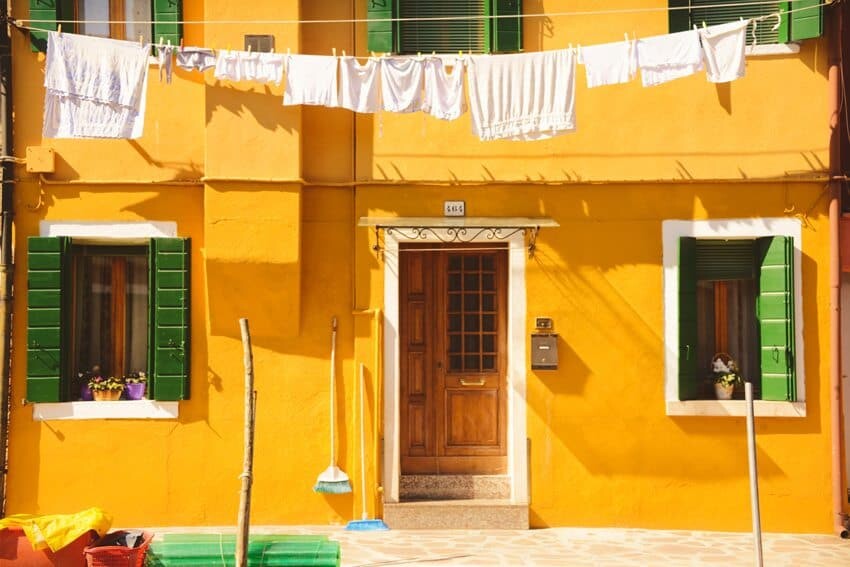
[0,0,16,518]
[745,382,764,567]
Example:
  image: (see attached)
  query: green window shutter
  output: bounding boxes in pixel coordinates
[668,0,690,33]
[757,236,796,401]
[27,236,68,402]
[368,0,396,54]
[492,0,522,53]
[790,0,823,41]
[397,1,488,54]
[678,237,699,400]
[695,240,756,281]
[29,0,58,52]
[153,0,183,49]
[149,238,190,401]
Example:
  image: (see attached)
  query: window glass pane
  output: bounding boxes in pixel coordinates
[481,255,495,271]
[449,355,462,371]
[482,293,495,312]
[72,248,148,396]
[125,0,152,44]
[448,273,461,291]
[464,354,479,371]
[482,355,495,370]
[464,314,479,332]
[464,335,480,353]
[448,314,461,332]
[79,0,110,38]
[464,273,479,290]
[483,334,495,353]
[449,334,462,354]
[126,255,149,375]
[463,255,479,270]
[463,293,479,311]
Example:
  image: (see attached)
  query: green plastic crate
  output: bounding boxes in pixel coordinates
[144,534,340,567]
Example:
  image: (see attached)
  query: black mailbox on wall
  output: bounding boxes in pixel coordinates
[531,333,558,370]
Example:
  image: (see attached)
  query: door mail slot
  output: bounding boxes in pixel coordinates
[531,333,558,370]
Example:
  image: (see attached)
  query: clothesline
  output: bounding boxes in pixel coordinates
[10,0,829,27]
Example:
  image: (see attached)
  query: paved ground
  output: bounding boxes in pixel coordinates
[148,525,850,566]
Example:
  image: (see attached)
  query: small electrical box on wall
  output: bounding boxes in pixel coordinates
[531,317,558,370]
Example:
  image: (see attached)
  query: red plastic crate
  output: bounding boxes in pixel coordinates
[0,527,94,566]
[84,531,153,567]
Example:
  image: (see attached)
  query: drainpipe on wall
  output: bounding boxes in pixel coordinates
[828,0,849,538]
[0,2,14,518]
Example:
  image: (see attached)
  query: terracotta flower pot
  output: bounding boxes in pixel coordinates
[92,389,122,401]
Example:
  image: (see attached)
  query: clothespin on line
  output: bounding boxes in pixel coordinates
[248,44,252,53]
[139,34,144,46]
[332,47,336,57]
[179,37,184,51]
[341,49,346,57]
[57,24,62,36]
[159,36,164,48]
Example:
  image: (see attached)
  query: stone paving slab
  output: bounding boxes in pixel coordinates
[146,525,850,566]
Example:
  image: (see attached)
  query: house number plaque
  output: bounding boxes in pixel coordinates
[444,201,466,217]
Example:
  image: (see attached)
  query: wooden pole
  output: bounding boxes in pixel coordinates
[236,318,256,567]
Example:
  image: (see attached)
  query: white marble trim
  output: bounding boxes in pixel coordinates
[33,400,179,421]
[382,230,528,504]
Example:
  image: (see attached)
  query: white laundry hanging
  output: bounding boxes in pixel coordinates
[699,20,749,83]
[466,49,577,141]
[579,39,637,88]
[42,31,150,139]
[636,29,704,87]
[283,54,339,107]
[380,57,425,114]
[339,56,381,113]
[422,57,466,121]
[214,50,285,85]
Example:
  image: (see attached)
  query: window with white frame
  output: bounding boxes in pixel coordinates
[663,219,805,414]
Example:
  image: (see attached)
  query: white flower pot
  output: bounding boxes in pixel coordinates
[714,383,734,400]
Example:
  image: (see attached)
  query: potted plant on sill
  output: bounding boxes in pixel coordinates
[88,375,124,401]
[711,352,742,400]
[124,371,147,400]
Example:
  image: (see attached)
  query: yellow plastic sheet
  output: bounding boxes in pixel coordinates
[0,507,112,551]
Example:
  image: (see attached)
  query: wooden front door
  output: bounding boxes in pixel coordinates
[400,247,507,475]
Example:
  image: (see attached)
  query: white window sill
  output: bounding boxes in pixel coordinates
[746,43,800,56]
[666,400,806,418]
[32,400,179,421]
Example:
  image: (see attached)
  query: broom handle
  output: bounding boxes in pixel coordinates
[330,317,337,466]
[359,362,367,520]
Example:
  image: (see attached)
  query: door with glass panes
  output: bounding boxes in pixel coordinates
[399,247,507,474]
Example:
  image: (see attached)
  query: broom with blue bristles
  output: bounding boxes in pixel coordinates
[314,317,352,494]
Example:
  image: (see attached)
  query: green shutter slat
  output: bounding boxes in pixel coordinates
[398,1,488,54]
[493,0,522,53]
[150,238,190,401]
[695,240,755,281]
[668,0,690,33]
[29,0,58,52]
[368,0,396,54]
[687,0,788,45]
[679,237,699,400]
[790,0,823,41]
[757,236,796,401]
[153,0,183,50]
[26,236,68,402]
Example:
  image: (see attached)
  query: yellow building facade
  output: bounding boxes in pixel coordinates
[5,0,846,534]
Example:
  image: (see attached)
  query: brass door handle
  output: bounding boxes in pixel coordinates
[460,378,486,386]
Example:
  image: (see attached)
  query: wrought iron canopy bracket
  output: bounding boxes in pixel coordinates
[360,217,558,258]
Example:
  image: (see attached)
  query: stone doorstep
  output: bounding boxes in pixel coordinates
[383,499,529,530]
[399,474,511,500]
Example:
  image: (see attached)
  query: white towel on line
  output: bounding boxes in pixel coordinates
[423,57,466,121]
[699,20,748,83]
[284,54,339,107]
[43,31,150,139]
[579,39,637,88]
[380,57,425,113]
[466,49,577,141]
[636,29,704,87]
[339,56,381,113]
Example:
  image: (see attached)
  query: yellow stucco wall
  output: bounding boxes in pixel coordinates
[4,0,839,533]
